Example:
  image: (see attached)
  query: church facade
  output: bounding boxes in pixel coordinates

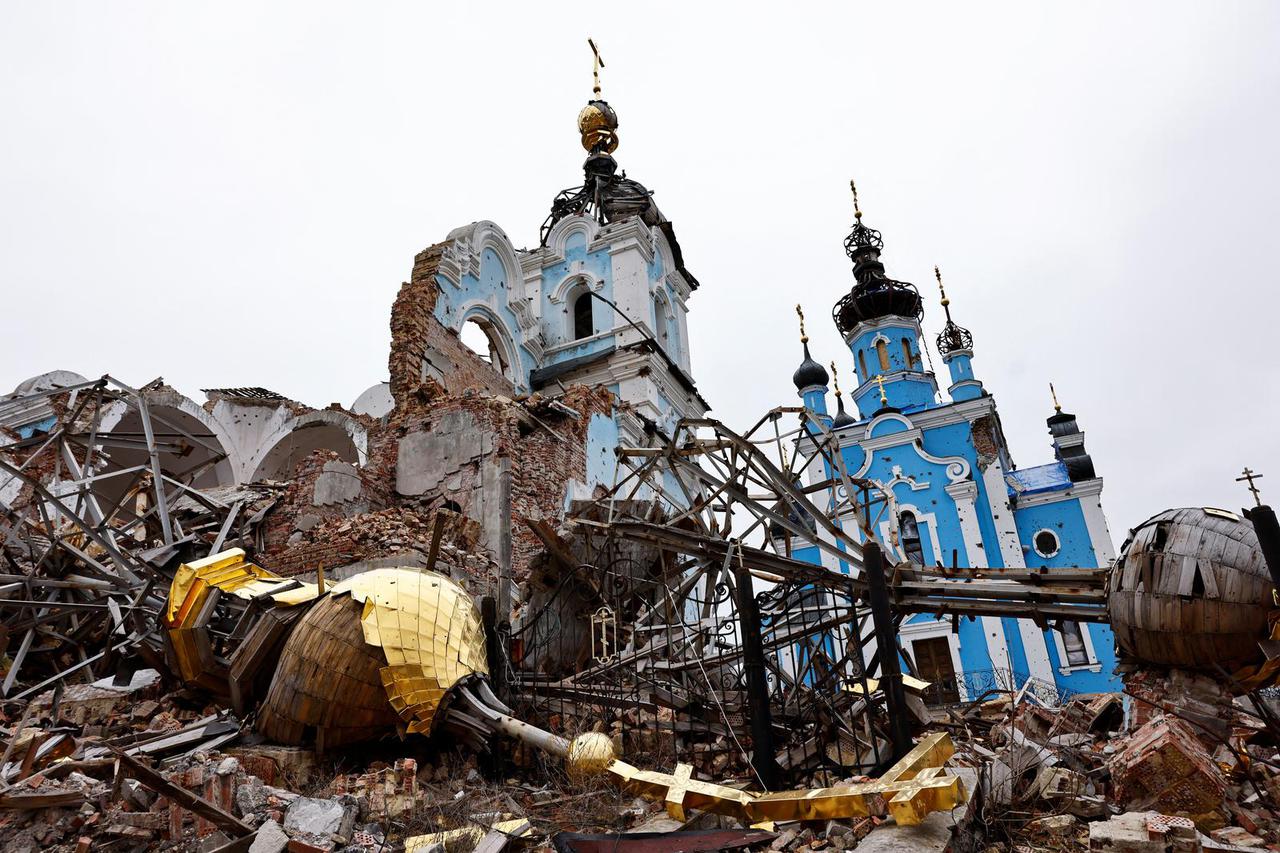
[786,190,1121,701]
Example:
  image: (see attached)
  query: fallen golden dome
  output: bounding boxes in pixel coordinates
[257,567,488,749]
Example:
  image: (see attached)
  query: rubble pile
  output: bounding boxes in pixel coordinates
[943,669,1280,853]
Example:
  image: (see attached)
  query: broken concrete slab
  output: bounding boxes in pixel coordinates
[282,795,357,845]
[248,820,288,853]
[312,461,361,506]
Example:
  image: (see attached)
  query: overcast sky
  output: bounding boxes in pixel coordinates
[2,2,1277,539]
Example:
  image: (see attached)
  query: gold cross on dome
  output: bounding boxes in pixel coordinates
[1237,467,1265,507]
[795,304,808,343]
[875,374,888,406]
[830,361,843,399]
[1049,382,1062,413]
[588,38,605,96]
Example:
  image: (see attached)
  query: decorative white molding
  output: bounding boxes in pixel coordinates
[594,217,655,265]
[843,315,925,345]
[548,271,605,305]
[885,465,930,492]
[1015,476,1104,509]
[941,348,973,363]
[948,379,984,395]
[852,420,972,486]
[542,215,600,262]
[878,504,944,565]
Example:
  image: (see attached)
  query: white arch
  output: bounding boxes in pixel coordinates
[548,270,604,305]
[246,410,368,483]
[437,220,523,293]
[543,214,600,260]
[455,299,525,383]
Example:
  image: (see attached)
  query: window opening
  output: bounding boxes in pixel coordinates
[899,512,925,564]
[460,318,506,373]
[1060,621,1090,667]
[876,339,890,371]
[573,292,594,340]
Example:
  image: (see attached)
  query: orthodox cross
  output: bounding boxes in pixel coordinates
[850,179,862,219]
[1050,382,1062,413]
[588,38,605,96]
[1238,467,1265,507]
[875,374,888,406]
[830,361,843,401]
[795,304,809,343]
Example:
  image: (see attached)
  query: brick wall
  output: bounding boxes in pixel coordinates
[388,243,515,407]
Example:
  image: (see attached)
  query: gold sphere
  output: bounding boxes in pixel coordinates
[566,731,617,780]
[577,101,619,153]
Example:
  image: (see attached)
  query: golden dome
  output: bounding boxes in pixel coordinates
[578,100,619,153]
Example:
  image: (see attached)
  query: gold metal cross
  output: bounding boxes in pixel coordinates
[830,361,843,399]
[1238,467,1265,506]
[850,179,862,219]
[875,374,888,406]
[1049,382,1062,413]
[795,304,808,343]
[588,38,605,96]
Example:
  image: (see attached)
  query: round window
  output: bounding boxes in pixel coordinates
[1033,529,1060,558]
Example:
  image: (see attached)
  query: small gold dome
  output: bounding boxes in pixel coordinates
[566,731,617,780]
[577,101,619,153]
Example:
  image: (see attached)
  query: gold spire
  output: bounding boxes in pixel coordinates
[830,361,843,399]
[1050,382,1062,413]
[795,304,809,344]
[850,179,862,220]
[1237,467,1265,507]
[875,374,888,406]
[935,266,949,307]
[589,38,604,96]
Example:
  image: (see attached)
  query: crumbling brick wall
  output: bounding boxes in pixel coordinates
[388,243,515,407]
[260,381,614,585]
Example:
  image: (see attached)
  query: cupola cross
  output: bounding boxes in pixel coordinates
[1237,467,1265,507]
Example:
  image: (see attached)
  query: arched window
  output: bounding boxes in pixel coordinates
[652,295,669,350]
[901,338,914,370]
[459,315,511,377]
[857,351,868,382]
[875,339,890,371]
[573,291,594,340]
[899,512,925,564]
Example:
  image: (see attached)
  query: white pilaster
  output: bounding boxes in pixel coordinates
[1075,480,1116,565]
[946,480,1012,677]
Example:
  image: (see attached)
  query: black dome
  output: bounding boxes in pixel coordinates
[792,344,829,390]
[832,397,855,428]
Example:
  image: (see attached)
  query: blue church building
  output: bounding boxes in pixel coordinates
[785,188,1121,702]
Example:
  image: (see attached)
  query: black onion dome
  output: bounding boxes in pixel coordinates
[832,210,923,335]
[832,396,855,428]
[792,342,829,390]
